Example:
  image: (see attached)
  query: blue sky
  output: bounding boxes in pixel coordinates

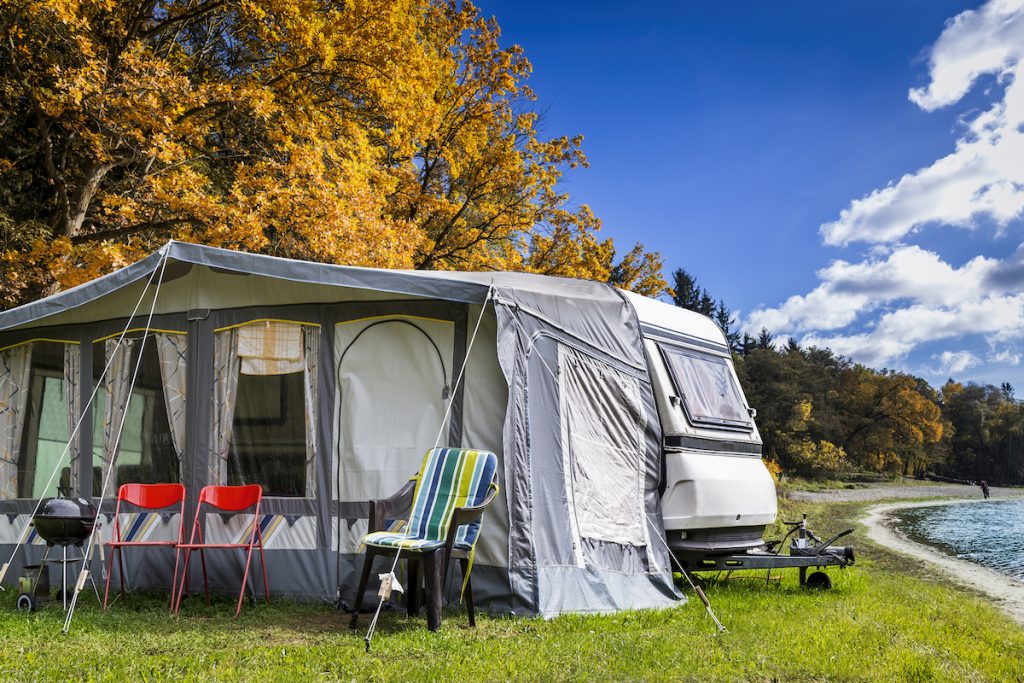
[478,0,1024,391]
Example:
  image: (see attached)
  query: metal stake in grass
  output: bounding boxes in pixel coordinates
[364,549,404,653]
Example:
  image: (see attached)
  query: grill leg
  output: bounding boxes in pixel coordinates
[62,546,67,611]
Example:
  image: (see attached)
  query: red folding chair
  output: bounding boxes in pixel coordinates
[173,484,269,617]
[103,483,187,610]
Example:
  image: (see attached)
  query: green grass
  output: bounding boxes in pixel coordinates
[1,497,1022,682]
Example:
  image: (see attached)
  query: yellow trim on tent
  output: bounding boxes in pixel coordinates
[214,318,321,333]
[93,328,186,342]
[0,338,80,352]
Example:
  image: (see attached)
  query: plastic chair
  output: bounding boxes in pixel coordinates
[103,483,187,610]
[350,447,499,631]
[173,484,269,617]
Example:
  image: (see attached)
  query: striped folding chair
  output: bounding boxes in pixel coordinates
[350,447,499,631]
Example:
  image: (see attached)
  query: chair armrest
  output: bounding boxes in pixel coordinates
[369,478,416,533]
[443,482,499,553]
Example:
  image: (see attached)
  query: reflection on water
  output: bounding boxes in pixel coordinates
[895,500,1024,581]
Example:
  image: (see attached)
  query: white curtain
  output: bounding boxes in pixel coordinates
[156,333,188,481]
[63,344,81,493]
[302,326,320,497]
[238,321,304,375]
[211,329,240,485]
[0,344,32,499]
[101,338,137,493]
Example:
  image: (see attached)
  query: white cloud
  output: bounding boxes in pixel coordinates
[744,244,1005,335]
[908,0,1024,111]
[930,350,982,375]
[820,0,1024,247]
[989,347,1022,365]
[786,293,1024,367]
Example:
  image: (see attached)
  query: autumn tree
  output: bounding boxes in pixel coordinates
[0,0,665,307]
[835,368,945,476]
[941,380,1024,484]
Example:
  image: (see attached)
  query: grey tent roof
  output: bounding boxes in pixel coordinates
[0,241,626,332]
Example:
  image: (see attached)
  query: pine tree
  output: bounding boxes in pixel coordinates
[756,327,774,350]
[741,333,756,357]
[671,268,701,310]
[714,300,741,352]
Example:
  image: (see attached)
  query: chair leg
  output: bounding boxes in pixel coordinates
[406,560,420,617]
[423,551,443,632]
[169,547,182,612]
[173,549,191,614]
[350,549,377,629]
[258,538,269,604]
[103,547,115,610]
[460,558,476,627]
[117,544,127,605]
[199,548,210,606]
[236,543,255,618]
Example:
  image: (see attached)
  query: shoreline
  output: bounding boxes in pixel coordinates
[862,498,1024,627]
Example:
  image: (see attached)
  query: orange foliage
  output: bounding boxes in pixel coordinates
[0,0,666,306]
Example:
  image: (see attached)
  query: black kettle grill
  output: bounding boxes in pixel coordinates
[16,494,99,612]
[33,496,96,547]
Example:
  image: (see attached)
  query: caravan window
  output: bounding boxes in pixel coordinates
[92,333,185,493]
[659,345,752,430]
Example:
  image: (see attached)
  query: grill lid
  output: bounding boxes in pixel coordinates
[32,497,97,546]
[37,496,96,520]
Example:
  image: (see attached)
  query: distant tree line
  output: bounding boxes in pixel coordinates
[670,268,1024,485]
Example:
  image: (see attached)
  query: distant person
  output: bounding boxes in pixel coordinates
[980,480,990,499]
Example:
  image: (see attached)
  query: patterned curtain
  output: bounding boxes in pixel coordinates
[156,333,188,481]
[0,344,32,499]
[211,329,240,485]
[101,338,137,494]
[63,344,81,493]
[302,326,320,497]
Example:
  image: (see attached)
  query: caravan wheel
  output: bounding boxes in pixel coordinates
[805,571,832,590]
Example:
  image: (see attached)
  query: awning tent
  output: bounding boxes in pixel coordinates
[0,241,681,616]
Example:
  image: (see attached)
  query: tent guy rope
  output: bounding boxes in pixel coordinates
[0,246,171,598]
[62,248,172,634]
[363,284,494,653]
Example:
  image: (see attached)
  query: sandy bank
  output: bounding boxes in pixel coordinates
[863,499,1024,627]
[787,482,1020,503]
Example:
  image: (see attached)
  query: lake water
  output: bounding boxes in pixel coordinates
[895,500,1024,581]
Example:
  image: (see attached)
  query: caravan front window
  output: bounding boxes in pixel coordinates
[659,345,752,430]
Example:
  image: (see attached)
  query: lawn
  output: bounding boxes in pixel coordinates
[1,497,1022,682]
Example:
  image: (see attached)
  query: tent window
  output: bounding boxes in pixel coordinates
[92,334,185,492]
[212,321,319,497]
[0,341,79,499]
[658,345,751,431]
[228,373,307,496]
[558,345,647,561]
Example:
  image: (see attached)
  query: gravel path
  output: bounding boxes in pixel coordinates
[785,482,1022,503]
